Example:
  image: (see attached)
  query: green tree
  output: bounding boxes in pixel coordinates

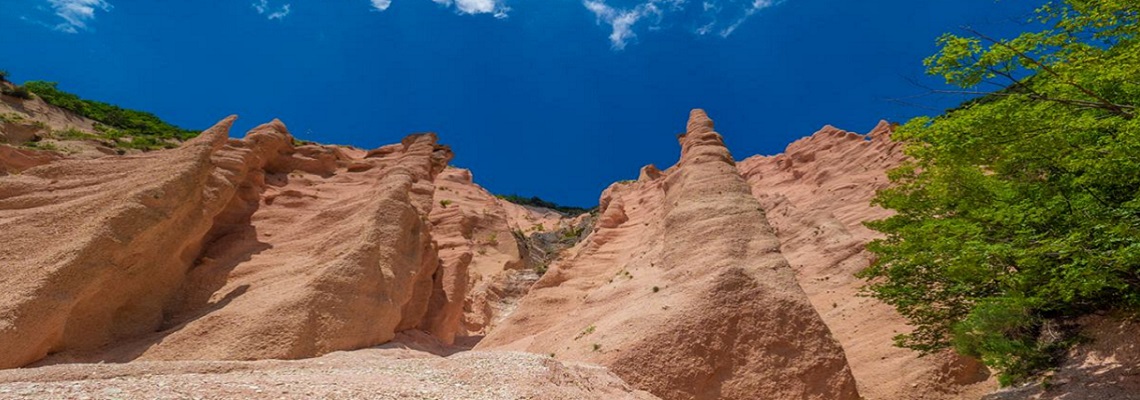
[859,0,1140,385]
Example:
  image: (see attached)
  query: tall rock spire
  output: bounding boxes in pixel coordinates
[479,109,860,400]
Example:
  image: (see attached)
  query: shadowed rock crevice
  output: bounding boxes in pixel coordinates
[419,167,591,345]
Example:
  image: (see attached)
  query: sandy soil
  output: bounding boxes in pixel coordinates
[0,347,657,400]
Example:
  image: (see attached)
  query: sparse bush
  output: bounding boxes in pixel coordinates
[23,141,59,151]
[561,224,586,240]
[535,263,548,276]
[53,128,97,141]
[439,199,453,208]
[1,85,33,100]
[573,324,596,341]
[0,70,8,82]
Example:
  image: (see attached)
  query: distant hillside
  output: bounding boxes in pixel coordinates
[494,194,594,215]
[0,71,197,153]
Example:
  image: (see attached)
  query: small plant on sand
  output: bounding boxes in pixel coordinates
[573,324,595,341]
[484,233,498,246]
[561,224,586,240]
[53,128,98,141]
[439,199,453,208]
[592,343,602,352]
[652,286,660,293]
[23,141,59,151]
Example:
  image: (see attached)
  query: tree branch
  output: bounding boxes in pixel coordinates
[927,89,1136,112]
[963,26,1134,119]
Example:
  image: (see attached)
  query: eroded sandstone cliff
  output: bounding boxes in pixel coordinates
[8,107,1130,399]
[0,117,453,367]
[737,122,996,399]
[477,110,861,400]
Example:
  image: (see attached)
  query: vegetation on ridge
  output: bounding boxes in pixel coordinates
[495,194,594,215]
[21,80,198,150]
[860,0,1140,385]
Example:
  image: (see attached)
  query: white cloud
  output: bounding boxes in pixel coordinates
[268,4,291,19]
[370,0,509,17]
[719,0,776,37]
[584,0,782,49]
[370,0,393,11]
[47,0,112,33]
[583,0,681,49]
[252,0,291,20]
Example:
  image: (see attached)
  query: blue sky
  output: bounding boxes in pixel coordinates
[1,0,1038,206]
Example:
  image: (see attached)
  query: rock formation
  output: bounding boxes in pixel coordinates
[737,122,996,399]
[5,103,1132,399]
[477,110,860,400]
[0,117,453,367]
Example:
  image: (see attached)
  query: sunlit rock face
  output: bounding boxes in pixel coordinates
[477,109,861,400]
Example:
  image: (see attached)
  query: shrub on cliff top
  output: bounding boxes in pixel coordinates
[495,194,593,215]
[22,81,198,145]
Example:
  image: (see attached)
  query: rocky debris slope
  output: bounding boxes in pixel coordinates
[737,123,996,399]
[0,117,454,367]
[425,167,589,344]
[477,110,860,400]
[0,347,658,400]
